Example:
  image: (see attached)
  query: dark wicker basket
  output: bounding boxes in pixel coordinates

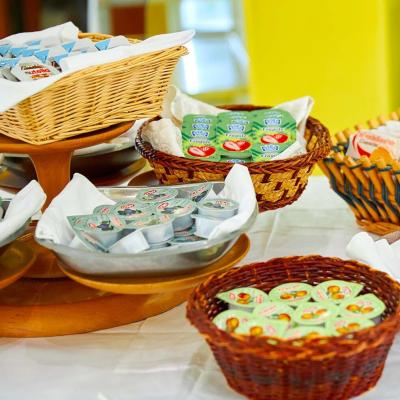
[135,105,331,212]
[186,256,400,400]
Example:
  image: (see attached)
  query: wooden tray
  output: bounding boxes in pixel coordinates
[59,234,250,294]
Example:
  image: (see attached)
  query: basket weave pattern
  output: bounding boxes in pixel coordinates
[135,105,331,212]
[0,33,187,145]
[187,256,400,400]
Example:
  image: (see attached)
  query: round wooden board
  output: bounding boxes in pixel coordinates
[59,234,250,295]
[0,241,36,290]
[0,277,192,337]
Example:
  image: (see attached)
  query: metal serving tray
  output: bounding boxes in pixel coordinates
[36,183,258,277]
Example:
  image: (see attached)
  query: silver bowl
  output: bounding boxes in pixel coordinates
[0,199,30,248]
[36,183,258,277]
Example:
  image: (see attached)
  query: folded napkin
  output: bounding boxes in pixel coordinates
[0,23,194,112]
[346,232,400,280]
[206,164,257,240]
[0,180,46,244]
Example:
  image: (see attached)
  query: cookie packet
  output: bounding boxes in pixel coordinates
[62,38,98,53]
[235,317,289,338]
[326,316,375,337]
[339,294,386,321]
[95,36,130,51]
[11,56,59,81]
[216,287,269,310]
[212,309,252,333]
[252,302,294,323]
[293,301,339,326]
[268,282,313,306]
[312,280,364,304]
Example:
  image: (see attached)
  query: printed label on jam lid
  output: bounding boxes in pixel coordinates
[216,287,269,309]
[221,158,251,164]
[11,57,59,81]
[252,302,293,322]
[235,317,288,338]
[93,204,114,215]
[113,200,153,219]
[269,282,313,306]
[182,114,217,140]
[212,309,252,333]
[178,183,213,202]
[284,326,329,341]
[199,198,239,211]
[136,188,178,203]
[293,301,338,325]
[339,294,386,320]
[326,316,375,337]
[312,280,364,304]
[155,198,196,216]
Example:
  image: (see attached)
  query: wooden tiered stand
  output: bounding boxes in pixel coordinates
[0,123,248,337]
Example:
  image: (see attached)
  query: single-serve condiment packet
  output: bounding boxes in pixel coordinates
[11,56,59,81]
[95,36,130,51]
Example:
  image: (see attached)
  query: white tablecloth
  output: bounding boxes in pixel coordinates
[1,177,399,400]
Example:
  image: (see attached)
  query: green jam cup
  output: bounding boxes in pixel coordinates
[312,280,364,304]
[235,316,289,338]
[212,309,252,333]
[252,302,294,324]
[293,301,339,326]
[216,287,269,310]
[326,316,375,337]
[284,326,330,341]
[269,282,313,306]
[339,294,386,320]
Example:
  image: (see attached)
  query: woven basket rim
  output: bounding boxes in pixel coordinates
[186,255,400,361]
[135,105,331,173]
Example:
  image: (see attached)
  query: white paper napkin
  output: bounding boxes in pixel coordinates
[346,232,400,280]
[0,24,194,112]
[0,180,46,243]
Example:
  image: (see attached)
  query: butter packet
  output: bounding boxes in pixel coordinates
[212,309,252,333]
[95,36,130,51]
[339,294,386,320]
[250,109,297,161]
[235,317,289,338]
[252,302,294,323]
[293,301,339,326]
[269,282,313,306]
[34,45,67,63]
[312,280,364,304]
[326,316,375,337]
[11,56,59,81]
[284,326,330,340]
[216,287,269,309]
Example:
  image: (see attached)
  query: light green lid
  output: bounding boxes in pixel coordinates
[216,287,269,309]
[269,282,313,306]
[293,301,339,326]
[326,316,375,336]
[212,309,252,333]
[339,294,386,320]
[235,316,289,338]
[252,301,294,323]
[312,280,364,304]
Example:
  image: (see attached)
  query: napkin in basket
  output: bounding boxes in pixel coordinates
[0,180,46,244]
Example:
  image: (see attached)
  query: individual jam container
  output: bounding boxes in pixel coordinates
[113,200,154,222]
[235,317,289,338]
[252,302,294,324]
[284,326,330,341]
[212,309,252,333]
[216,287,269,310]
[132,214,174,245]
[326,316,375,337]
[192,214,224,238]
[135,188,178,204]
[339,294,386,321]
[293,301,338,326]
[178,183,213,203]
[312,280,364,304]
[174,225,196,237]
[93,204,114,215]
[197,198,239,219]
[269,282,313,306]
[155,198,196,231]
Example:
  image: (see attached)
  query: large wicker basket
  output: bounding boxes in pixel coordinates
[187,256,400,400]
[320,110,400,235]
[135,105,331,212]
[0,33,187,145]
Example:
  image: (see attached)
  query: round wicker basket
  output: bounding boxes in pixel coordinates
[135,105,331,212]
[187,255,400,400]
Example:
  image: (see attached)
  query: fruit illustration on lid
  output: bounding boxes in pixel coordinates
[278,313,291,321]
[216,287,269,308]
[226,317,240,333]
[260,133,289,144]
[222,140,251,152]
[312,280,364,304]
[249,326,264,336]
[237,292,251,304]
[269,282,313,306]
[293,302,338,326]
[188,145,216,158]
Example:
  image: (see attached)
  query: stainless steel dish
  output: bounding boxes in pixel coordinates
[36,183,258,277]
[0,200,30,248]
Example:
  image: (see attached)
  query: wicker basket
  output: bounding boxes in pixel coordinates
[320,110,400,235]
[187,256,400,400]
[0,33,187,145]
[135,105,331,212]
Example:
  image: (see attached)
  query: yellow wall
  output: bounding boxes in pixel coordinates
[243,0,400,135]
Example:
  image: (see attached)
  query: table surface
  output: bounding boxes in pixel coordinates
[1,177,399,400]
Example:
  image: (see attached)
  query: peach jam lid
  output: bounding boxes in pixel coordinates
[136,188,178,204]
[339,294,386,320]
[212,309,252,333]
[312,280,364,304]
[252,302,294,322]
[293,301,339,326]
[269,282,313,306]
[216,287,269,309]
[326,316,375,337]
[234,317,289,338]
[284,326,330,341]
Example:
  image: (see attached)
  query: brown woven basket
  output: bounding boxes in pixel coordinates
[0,33,187,145]
[135,105,331,212]
[187,256,400,400]
[320,109,400,236]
